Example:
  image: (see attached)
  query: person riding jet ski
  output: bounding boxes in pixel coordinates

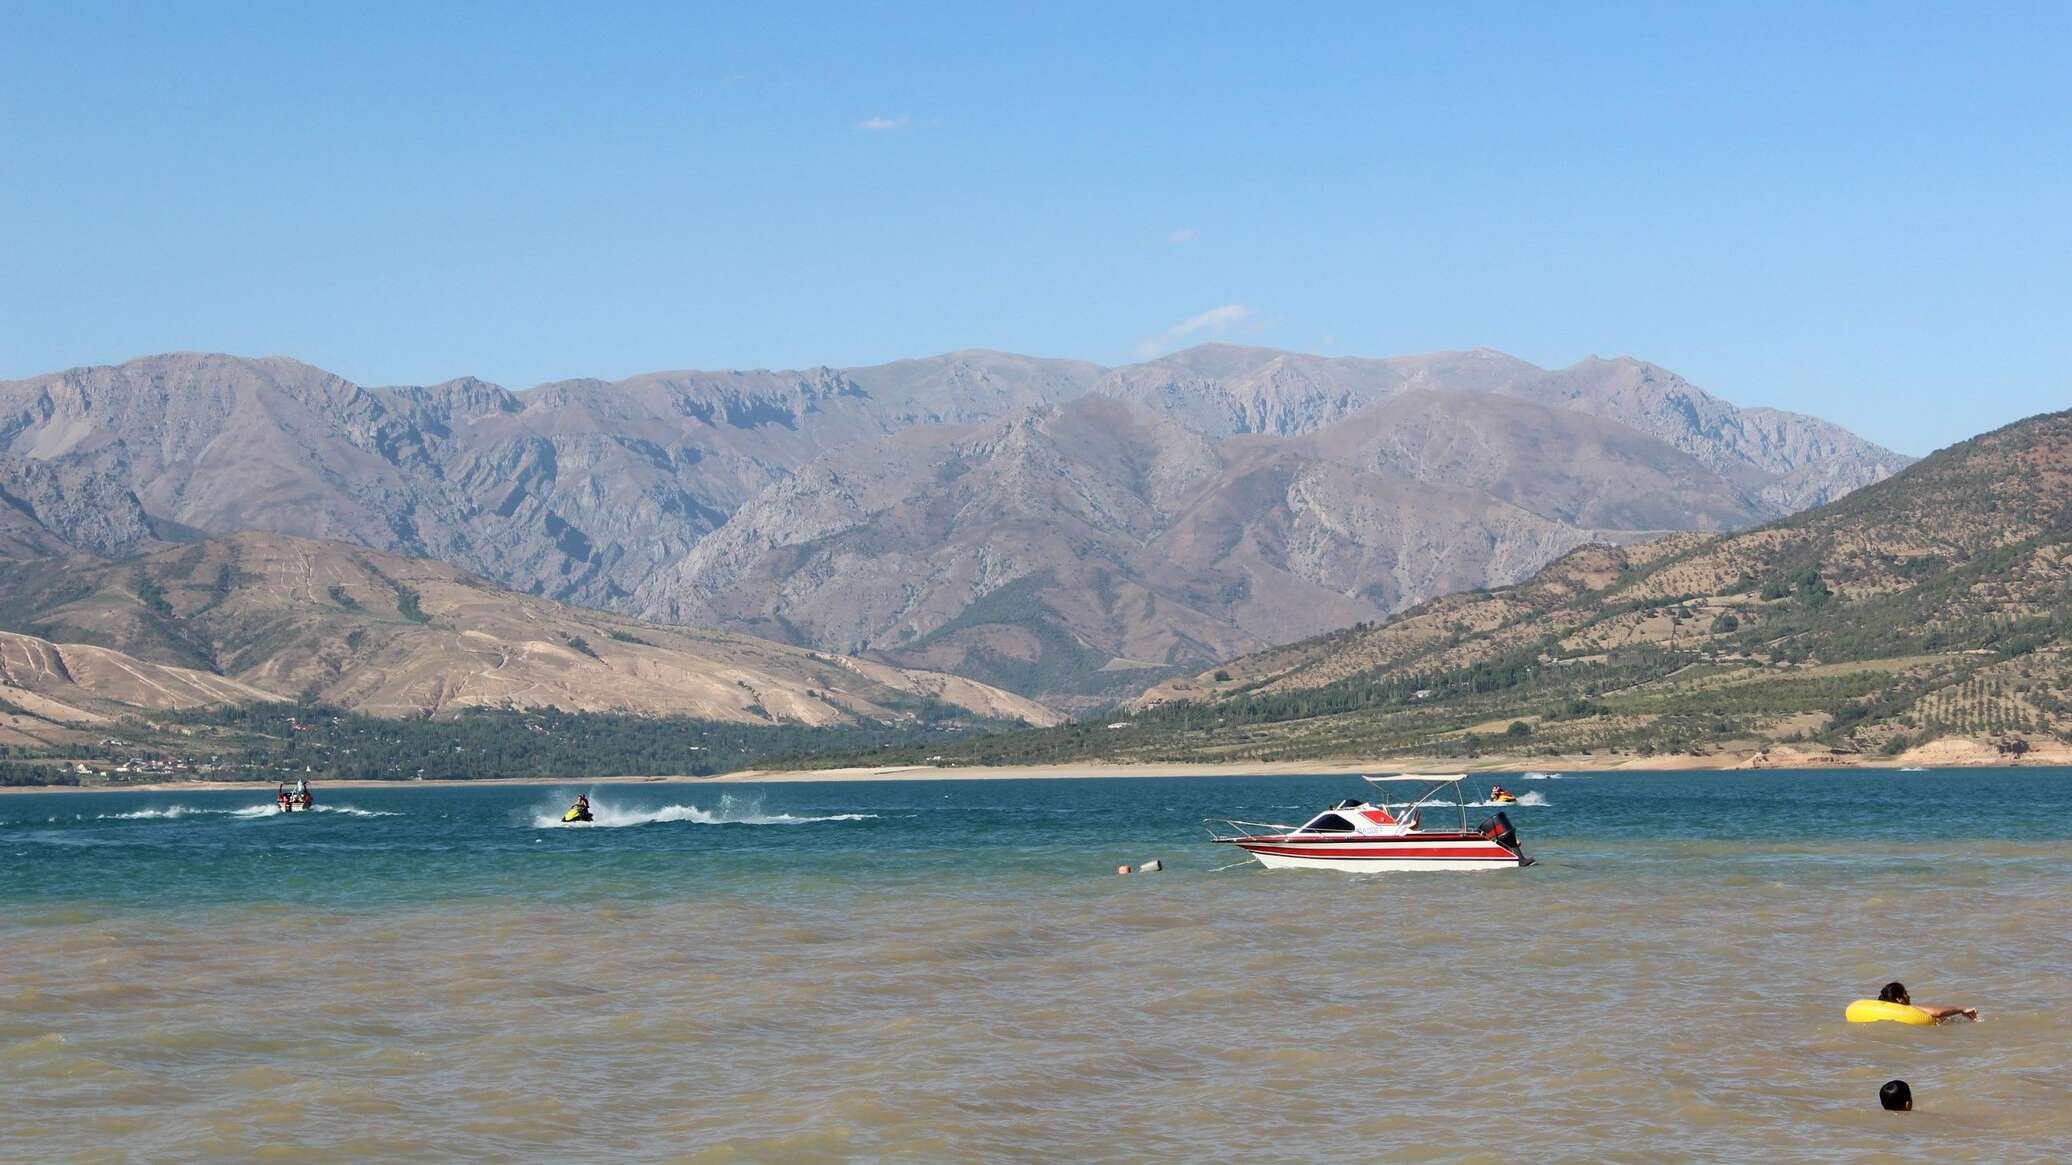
[1489,785,1517,804]
[563,795,593,823]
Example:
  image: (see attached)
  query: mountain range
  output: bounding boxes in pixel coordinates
[1,345,1910,707]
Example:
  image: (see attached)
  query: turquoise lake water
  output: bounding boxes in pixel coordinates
[5,769,2069,1163]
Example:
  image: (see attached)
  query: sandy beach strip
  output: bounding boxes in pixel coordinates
[6,740,2063,794]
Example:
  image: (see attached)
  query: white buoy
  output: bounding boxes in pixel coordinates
[1139,859,1163,873]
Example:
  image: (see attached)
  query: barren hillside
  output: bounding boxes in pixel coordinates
[0,532,1057,728]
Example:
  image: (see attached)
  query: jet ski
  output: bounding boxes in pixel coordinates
[1488,790,1518,805]
[562,800,593,823]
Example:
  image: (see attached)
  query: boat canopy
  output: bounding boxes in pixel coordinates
[1357,773,1472,832]
[1361,772,1467,786]
[1206,773,1495,842]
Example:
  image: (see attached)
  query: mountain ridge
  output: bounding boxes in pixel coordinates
[2,345,1912,705]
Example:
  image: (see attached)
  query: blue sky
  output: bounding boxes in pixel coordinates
[2,1,2065,454]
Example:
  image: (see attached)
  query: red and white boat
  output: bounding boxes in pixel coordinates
[1207,774,1533,872]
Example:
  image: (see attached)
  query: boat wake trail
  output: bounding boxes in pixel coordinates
[1467,792,1550,807]
[97,803,398,820]
[533,793,876,829]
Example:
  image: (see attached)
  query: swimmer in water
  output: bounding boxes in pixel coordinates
[1879,1080,1912,1112]
[1879,981,1978,1022]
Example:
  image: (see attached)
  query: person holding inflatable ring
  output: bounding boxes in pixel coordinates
[1876,980,1977,1022]
[1846,980,1978,1025]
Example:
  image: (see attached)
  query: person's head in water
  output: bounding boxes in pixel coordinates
[1878,982,1910,1005]
[1879,1080,1912,1112]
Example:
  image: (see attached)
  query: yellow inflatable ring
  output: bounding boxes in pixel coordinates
[1846,999,1936,1025]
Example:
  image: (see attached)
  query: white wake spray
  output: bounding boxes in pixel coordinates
[532,792,876,829]
[97,805,206,820]
[97,802,396,820]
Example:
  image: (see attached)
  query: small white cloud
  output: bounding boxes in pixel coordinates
[856,115,911,131]
[1168,227,1199,244]
[1135,304,1256,358]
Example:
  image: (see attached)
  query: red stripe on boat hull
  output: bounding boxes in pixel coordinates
[1237,845,1517,859]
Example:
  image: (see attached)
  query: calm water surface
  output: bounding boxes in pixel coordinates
[4,769,2069,1163]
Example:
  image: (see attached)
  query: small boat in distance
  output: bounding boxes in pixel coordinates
[1206,774,1533,872]
[275,779,315,813]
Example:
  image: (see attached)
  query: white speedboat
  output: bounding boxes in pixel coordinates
[1207,774,1533,872]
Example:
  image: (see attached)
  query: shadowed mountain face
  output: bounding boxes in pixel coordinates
[636,392,1804,706]
[0,455,162,560]
[0,345,1908,706]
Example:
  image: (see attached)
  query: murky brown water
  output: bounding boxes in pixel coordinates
[5,776,2068,1162]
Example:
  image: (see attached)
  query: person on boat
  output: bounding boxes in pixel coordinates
[1879,1080,1912,1112]
[295,778,313,810]
[276,783,294,812]
[1878,981,1977,1022]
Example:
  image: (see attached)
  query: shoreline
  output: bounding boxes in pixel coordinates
[703,750,2064,783]
[8,744,2065,794]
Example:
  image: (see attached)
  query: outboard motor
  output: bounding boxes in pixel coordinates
[1475,810,1520,852]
